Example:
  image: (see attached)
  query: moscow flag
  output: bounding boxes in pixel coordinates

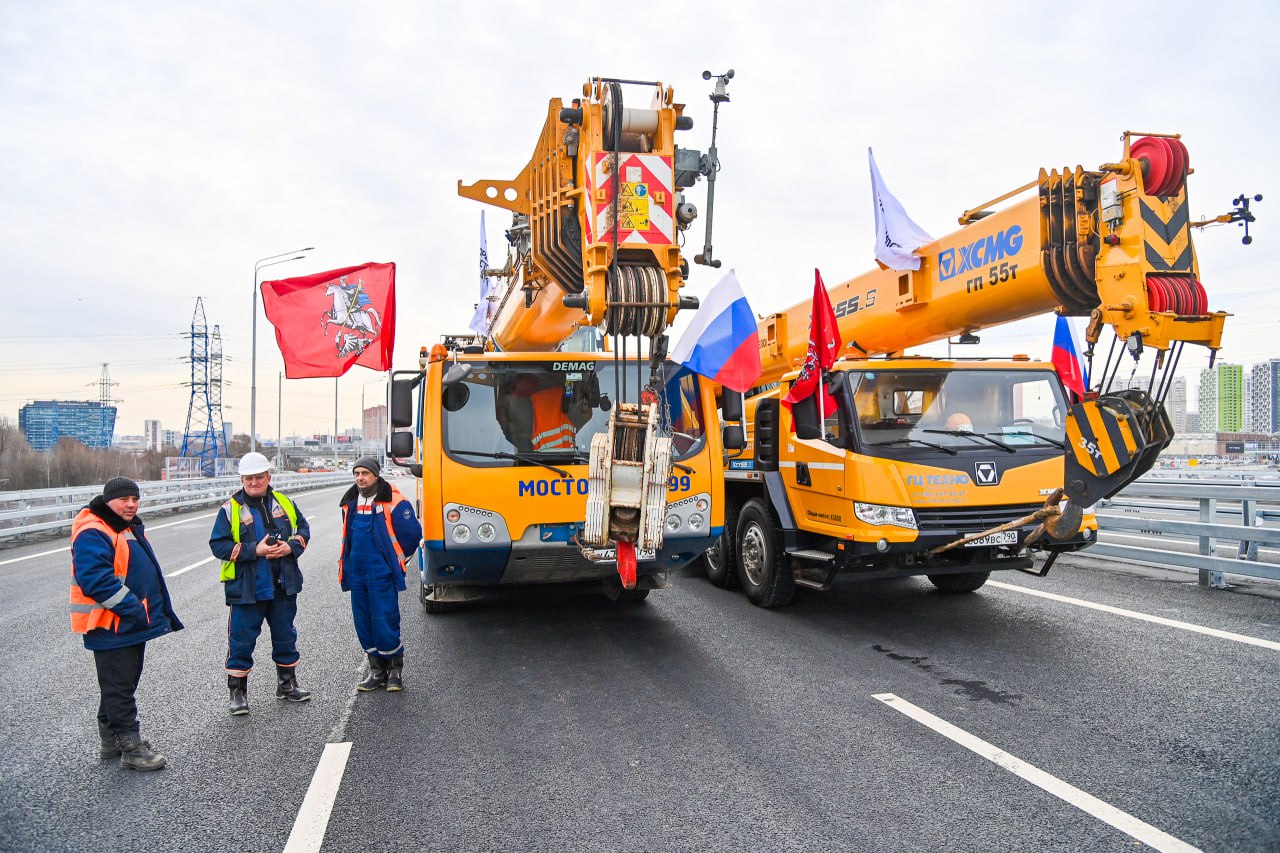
[262,262,396,378]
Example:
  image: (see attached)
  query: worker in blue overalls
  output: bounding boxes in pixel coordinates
[338,456,422,692]
[209,452,312,715]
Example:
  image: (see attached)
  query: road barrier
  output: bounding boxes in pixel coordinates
[0,472,351,544]
[1093,478,1280,587]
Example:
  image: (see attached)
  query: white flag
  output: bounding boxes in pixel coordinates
[869,147,933,271]
[468,210,492,335]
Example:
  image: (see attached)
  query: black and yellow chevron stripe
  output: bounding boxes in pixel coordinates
[1140,199,1192,273]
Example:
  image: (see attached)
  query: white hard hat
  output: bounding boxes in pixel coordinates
[237,452,273,476]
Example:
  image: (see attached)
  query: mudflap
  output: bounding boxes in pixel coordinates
[1062,388,1172,511]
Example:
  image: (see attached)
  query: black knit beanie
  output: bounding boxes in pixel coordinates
[102,477,140,502]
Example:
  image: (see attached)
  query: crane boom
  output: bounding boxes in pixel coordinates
[759,134,1226,384]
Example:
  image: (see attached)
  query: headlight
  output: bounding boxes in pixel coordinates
[446,509,461,523]
[854,502,918,529]
[451,525,471,543]
[688,513,705,531]
[694,498,709,512]
[665,514,682,532]
[476,523,496,542]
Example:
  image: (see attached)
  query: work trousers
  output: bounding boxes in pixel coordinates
[349,572,403,660]
[94,643,146,737]
[225,595,300,675]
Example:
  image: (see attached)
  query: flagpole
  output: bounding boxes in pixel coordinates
[251,248,312,453]
[334,376,339,457]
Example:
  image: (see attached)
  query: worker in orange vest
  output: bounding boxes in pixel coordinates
[70,477,183,771]
[339,456,422,691]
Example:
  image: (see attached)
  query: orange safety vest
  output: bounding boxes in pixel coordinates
[530,387,575,451]
[69,510,134,634]
[339,486,409,584]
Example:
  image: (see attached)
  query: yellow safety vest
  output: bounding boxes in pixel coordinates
[219,491,298,582]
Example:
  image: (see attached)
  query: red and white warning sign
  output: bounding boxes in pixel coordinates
[585,152,675,246]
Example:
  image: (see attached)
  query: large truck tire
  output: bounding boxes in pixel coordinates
[927,571,991,593]
[735,499,794,608]
[420,582,462,613]
[701,500,740,589]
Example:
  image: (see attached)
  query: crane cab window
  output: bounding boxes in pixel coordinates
[441,360,707,466]
[849,368,1067,454]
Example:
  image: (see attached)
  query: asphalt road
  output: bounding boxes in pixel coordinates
[1,487,1277,852]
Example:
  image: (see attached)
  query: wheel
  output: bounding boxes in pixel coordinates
[735,499,794,608]
[701,500,740,589]
[927,571,991,593]
[614,588,650,603]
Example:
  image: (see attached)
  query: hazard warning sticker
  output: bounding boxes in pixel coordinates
[586,153,674,245]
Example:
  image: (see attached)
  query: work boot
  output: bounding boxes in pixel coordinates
[385,655,404,692]
[356,654,388,692]
[275,666,311,702]
[115,732,166,771]
[98,722,121,759]
[228,675,249,716]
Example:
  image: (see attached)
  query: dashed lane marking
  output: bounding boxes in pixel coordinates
[166,555,214,578]
[988,580,1280,652]
[873,693,1201,853]
[283,741,352,853]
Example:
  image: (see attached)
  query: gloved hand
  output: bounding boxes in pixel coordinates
[112,592,147,627]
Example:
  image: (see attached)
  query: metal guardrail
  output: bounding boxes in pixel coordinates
[0,472,352,544]
[1092,478,1280,587]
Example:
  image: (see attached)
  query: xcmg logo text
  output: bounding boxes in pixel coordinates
[906,473,971,486]
[938,225,1024,281]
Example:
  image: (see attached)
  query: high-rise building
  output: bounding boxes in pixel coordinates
[1247,359,1280,433]
[1199,363,1243,432]
[144,419,163,452]
[18,401,117,451]
[363,405,388,450]
[162,429,181,449]
[1186,412,1201,433]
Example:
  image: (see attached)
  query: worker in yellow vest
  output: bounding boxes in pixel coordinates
[70,477,183,770]
[208,453,311,715]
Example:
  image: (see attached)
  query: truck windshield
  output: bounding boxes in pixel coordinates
[441,361,706,466]
[847,367,1068,453]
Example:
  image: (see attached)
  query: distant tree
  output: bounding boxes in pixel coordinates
[228,433,252,457]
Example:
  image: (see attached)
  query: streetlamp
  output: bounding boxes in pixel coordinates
[251,248,313,452]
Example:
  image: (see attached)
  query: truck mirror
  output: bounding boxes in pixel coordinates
[390,378,417,429]
[721,390,743,422]
[389,430,414,459]
[722,423,744,450]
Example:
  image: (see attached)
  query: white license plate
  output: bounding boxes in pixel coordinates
[583,547,656,563]
[964,530,1018,547]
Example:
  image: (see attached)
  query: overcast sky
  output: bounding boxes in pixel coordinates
[1,0,1275,441]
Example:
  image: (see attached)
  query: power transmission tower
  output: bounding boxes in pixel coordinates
[96,363,119,407]
[180,298,229,476]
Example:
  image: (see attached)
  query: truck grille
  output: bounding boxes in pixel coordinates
[914,504,1042,534]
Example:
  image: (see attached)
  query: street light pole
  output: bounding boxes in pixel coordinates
[251,248,313,452]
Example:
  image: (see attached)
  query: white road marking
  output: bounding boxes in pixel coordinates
[147,507,217,527]
[873,693,1201,853]
[166,555,214,578]
[988,581,1280,652]
[0,546,69,566]
[283,741,353,853]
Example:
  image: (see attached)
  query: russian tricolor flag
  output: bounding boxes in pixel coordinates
[1052,314,1090,399]
[670,270,761,393]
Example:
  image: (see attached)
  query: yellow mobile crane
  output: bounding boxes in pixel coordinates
[390,73,741,608]
[706,132,1245,606]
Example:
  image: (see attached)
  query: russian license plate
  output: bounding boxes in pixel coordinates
[583,547,657,563]
[964,530,1018,548]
